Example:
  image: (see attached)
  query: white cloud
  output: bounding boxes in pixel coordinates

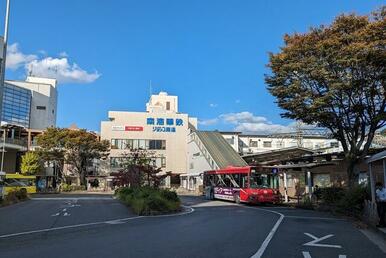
[6,42,100,84]
[6,43,37,70]
[209,103,218,108]
[26,57,100,84]
[59,51,68,57]
[198,118,219,126]
[199,111,302,134]
[219,112,267,125]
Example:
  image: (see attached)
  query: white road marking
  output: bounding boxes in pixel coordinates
[0,207,194,239]
[302,252,346,258]
[62,209,67,212]
[63,212,70,217]
[250,208,285,258]
[303,233,342,248]
[51,213,60,217]
[31,197,113,201]
[285,215,344,221]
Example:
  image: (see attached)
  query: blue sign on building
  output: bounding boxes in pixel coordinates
[147,117,183,133]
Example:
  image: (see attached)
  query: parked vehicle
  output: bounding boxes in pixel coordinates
[3,173,36,195]
[204,166,280,204]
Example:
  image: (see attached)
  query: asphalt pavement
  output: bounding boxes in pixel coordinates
[0,194,384,258]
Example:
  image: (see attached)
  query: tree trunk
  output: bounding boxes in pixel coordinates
[346,158,360,188]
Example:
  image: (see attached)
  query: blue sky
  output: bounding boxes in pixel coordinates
[0,0,383,133]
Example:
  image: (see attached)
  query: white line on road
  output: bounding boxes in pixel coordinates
[285,215,344,221]
[250,208,285,258]
[31,197,113,201]
[0,206,194,239]
[302,251,312,258]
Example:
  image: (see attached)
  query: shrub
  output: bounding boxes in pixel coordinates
[335,186,368,217]
[1,189,29,206]
[295,196,314,210]
[61,184,86,192]
[116,187,181,215]
[318,187,345,204]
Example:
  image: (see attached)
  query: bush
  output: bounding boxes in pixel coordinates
[295,196,314,210]
[61,184,87,192]
[1,189,29,206]
[335,186,368,218]
[318,187,345,204]
[116,187,181,215]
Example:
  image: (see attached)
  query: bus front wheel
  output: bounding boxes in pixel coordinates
[234,194,240,204]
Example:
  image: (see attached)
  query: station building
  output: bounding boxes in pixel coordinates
[101,92,197,187]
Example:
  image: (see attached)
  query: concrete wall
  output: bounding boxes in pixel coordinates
[101,111,191,175]
[187,136,212,175]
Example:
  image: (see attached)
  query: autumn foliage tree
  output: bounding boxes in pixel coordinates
[112,149,167,188]
[36,128,110,185]
[266,8,385,186]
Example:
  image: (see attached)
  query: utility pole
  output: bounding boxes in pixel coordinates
[0,0,11,121]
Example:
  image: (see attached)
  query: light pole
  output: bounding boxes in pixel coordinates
[1,127,4,172]
[0,0,11,121]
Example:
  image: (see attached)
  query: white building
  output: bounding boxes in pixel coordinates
[220,132,341,155]
[4,76,58,130]
[101,92,197,187]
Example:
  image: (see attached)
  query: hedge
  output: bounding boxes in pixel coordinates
[115,187,181,215]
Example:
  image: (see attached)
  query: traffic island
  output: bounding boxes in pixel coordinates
[115,187,181,215]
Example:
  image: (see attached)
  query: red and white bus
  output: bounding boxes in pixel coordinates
[203,166,281,204]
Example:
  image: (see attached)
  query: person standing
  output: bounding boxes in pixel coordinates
[375,182,386,227]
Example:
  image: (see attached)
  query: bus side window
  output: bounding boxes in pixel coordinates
[240,174,248,188]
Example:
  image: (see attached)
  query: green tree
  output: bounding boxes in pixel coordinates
[265,8,385,186]
[20,151,43,175]
[64,129,110,185]
[36,128,110,185]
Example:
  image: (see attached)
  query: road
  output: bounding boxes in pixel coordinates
[0,194,384,258]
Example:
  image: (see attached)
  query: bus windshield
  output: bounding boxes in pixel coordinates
[249,173,269,188]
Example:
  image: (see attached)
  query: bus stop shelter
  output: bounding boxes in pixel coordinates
[367,150,386,203]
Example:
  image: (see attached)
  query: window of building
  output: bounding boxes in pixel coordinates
[330,142,339,148]
[250,140,258,147]
[313,173,331,188]
[263,141,272,148]
[226,136,235,145]
[111,139,166,150]
[36,106,46,110]
[166,101,170,110]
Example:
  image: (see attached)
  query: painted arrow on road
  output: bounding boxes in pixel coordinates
[303,233,342,248]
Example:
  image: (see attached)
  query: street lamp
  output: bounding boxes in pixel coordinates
[0,0,10,117]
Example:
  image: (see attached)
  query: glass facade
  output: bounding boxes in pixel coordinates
[2,83,31,128]
[111,139,166,150]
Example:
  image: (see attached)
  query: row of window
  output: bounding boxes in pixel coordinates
[110,157,166,168]
[111,139,166,150]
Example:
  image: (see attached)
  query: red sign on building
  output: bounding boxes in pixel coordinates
[125,126,143,131]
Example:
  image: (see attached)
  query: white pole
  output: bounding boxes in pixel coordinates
[1,129,5,172]
[0,0,11,120]
[383,159,386,187]
[369,163,375,203]
[307,170,312,199]
[283,172,288,203]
